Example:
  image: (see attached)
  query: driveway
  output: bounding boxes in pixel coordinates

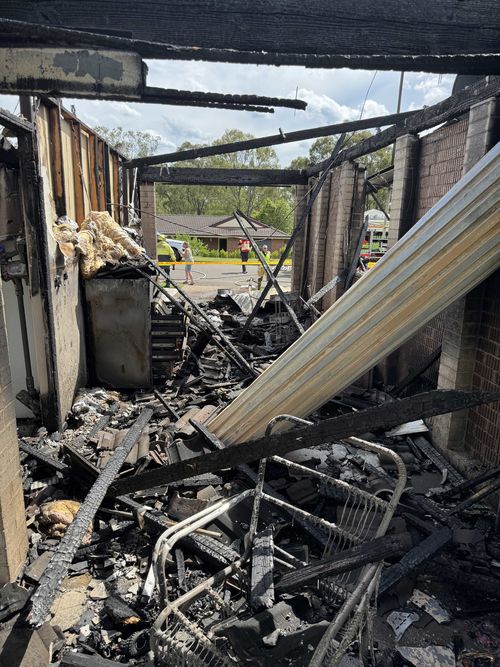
[168,260,293,301]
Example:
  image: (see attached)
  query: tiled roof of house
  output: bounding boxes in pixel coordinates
[155,214,290,239]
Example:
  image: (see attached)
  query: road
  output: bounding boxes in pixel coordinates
[166,261,293,300]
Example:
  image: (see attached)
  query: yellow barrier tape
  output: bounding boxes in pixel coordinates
[157,261,289,266]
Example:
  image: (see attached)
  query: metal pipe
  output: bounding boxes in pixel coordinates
[13,277,35,395]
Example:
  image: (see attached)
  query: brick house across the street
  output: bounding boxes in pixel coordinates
[155,213,289,253]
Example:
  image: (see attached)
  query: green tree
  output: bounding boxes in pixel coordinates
[253,197,294,234]
[93,126,161,159]
[156,129,282,218]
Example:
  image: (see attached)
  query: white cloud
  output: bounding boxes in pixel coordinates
[108,101,142,118]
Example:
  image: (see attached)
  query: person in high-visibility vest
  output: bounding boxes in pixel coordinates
[238,238,251,273]
[257,245,271,289]
[156,235,175,276]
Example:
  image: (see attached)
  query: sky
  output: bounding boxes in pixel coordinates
[0,61,455,166]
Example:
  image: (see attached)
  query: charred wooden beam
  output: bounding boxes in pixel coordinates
[379,527,452,595]
[126,110,416,168]
[19,441,68,473]
[0,106,33,133]
[139,167,307,187]
[1,19,499,74]
[109,391,500,496]
[28,409,153,627]
[251,526,275,610]
[1,4,499,61]
[277,535,404,595]
[307,76,500,176]
[411,434,464,486]
[141,86,305,111]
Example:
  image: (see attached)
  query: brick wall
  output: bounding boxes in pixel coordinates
[397,119,469,386]
[0,278,27,583]
[465,270,500,466]
[413,119,469,221]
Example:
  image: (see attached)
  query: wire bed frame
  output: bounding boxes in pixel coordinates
[150,415,407,666]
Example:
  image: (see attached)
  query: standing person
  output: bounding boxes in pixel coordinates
[182,241,194,285]
[156,234,175,276]
[238,237,250,273]
[257,244,271,289]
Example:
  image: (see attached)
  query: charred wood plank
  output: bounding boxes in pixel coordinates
[109,391,500,496]
[0,106,33,133]
[28,409,153,627]
[141,86,305,111]
[307,76,500,176]
[379,527,452,595]
[19,442,68,473]
[411,435,464,486]
[2,3,500,60]
[1,19,499,75]
[437,466,500,500]
[127,110,416,168]
[276,535,403,595]
[251,526,275,610]
[139,167,307,187]
[422,558,500,600]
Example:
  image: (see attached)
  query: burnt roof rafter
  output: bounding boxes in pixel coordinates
[0,4,500,74]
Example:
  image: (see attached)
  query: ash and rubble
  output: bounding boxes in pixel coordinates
[4,292,500,667]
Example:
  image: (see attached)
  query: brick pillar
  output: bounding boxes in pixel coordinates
[387,134,419,249]
[306,175,331,297]
[322,162,356,310]
[139,182,157,258]
[291,183,309,294]
[432,97,499,454]
[0,279,27,583]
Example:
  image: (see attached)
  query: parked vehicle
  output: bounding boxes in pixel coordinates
[157,236,184,261]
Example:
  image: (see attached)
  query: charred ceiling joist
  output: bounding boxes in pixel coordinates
[0,46,306,113]
[1,3,500,73]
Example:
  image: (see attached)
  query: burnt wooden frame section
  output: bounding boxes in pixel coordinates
[140,167,307,187]
[126,110,417,168]
[17,96,60,429]
[109,390,500,495]
[1,8,499,74]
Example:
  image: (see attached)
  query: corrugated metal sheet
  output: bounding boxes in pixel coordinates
[208,143,500,445]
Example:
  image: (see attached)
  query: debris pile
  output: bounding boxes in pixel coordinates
[7,364,499,666]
